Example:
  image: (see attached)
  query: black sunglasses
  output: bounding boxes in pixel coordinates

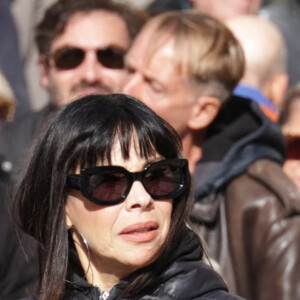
[66,159,189,206]
[51,46,126,70]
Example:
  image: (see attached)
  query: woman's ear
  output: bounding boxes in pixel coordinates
[65,208,73,230]
[187,96,221,130]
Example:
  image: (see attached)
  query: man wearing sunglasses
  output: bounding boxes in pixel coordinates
[0,0,145,299]
[0,0,145,173]
[122,11,300,300]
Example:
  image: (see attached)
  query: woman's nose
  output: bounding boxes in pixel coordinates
[124,181,153,211]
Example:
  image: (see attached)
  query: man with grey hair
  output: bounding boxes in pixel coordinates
[227,15,288,121]
[122,10,300,300]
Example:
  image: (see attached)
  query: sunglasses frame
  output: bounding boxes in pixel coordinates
[51,45,126,70]
[66,159,189,206]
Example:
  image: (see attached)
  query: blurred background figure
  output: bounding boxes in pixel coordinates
[11,0,56,111]
[113,0,191,14]
[280,82,300,190]
[0,0,31,117]
[227,15,288,121]
[0,71,16,128]
[261,0,300,87]
[113,0,155,9]
[146,0,191,14]
[113,0,281,15]
[1,0,145,177]
[187,0,263,20]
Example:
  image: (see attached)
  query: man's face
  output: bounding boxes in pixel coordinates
[40,10,131,107]
[187,0,262,20]
[122,28,197,137]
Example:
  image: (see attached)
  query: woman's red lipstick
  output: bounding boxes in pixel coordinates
[119,221,158,243]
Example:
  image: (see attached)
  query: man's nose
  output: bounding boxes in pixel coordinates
[79,51,103,82]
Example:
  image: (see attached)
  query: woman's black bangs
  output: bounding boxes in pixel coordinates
[56,94,181,171]
[76,116,179,169]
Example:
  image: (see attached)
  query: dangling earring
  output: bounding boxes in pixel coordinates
[70,226,93,281]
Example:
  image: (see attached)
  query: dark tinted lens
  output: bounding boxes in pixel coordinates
[286,138,300,159]
[143,164,182,197]
[97,47,125,69]
[89,170,129,202]
[53,47,84,70]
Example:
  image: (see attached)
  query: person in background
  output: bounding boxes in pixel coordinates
[0,0,31,117]
[13,93,244,300]
[10,0,57,111]
[260,0,300,87]
[187,0,262,20]
[226,15,288,121]
[0,71,16,127]
[280,82,300,191]
[0,1,145,299]
[146,0,191,14]
[122,10,300,300]
[0,0,145,180]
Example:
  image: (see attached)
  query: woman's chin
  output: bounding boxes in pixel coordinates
[119,247,158,270]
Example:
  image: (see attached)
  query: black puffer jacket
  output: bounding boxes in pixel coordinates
[59,228,243,300]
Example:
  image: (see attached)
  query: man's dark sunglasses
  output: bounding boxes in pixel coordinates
[52,46,126,70]
[66,159,189,206]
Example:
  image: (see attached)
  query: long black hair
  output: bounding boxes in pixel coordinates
[14,94,193,300]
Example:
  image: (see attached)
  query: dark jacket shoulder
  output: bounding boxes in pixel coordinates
[0,105,54,169]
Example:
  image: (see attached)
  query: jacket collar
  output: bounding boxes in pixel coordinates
[194,95,285,200]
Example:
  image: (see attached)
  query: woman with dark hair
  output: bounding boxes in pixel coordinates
[14,94,243,300]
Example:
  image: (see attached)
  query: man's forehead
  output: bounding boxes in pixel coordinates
[127,30,190,81]
[128,26,176,63]
[50,10,130,50]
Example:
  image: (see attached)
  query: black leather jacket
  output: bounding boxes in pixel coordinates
[191,96,300,299]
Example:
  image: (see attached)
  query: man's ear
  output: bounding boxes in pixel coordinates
[187,96,221,130]
[38,54,50,90]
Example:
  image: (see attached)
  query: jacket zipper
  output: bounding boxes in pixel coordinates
[99,290,110,300]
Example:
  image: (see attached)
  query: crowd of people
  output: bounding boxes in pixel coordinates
[1,0,300,299]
